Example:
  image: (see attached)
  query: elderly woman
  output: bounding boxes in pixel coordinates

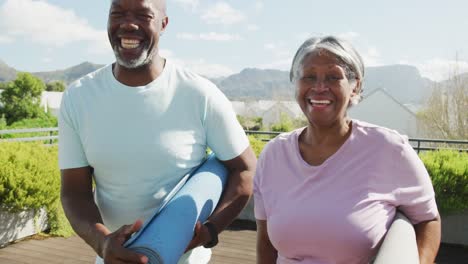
[254,36,441,264]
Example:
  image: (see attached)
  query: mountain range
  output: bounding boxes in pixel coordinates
[0,59,439,105]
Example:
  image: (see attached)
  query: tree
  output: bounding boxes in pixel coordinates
[0,73,45,125]
[46,81,66,92]
[237,115,263,131]
[418,68,467,139]
[271,113,294,132]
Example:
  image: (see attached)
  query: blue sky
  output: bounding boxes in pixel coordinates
[0,0,467,81]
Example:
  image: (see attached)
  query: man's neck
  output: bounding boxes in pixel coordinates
[113,56,166,87]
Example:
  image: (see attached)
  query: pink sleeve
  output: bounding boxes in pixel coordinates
[393,140,439,224]
[253,152,267,220]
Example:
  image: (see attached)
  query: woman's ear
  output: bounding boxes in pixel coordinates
[351,79,361,96]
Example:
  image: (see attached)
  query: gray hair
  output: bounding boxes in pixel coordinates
[290,36,365,105]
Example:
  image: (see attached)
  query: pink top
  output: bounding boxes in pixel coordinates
[254,120,438,264]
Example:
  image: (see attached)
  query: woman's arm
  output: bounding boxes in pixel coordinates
[414,215,441,264]
[256,220,277,264]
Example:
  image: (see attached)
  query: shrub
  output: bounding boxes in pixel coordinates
[420,150,468,214]
[0,142,73,236]
[248,135,267,157]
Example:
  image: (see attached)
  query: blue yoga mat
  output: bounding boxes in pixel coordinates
[124,154,228,263]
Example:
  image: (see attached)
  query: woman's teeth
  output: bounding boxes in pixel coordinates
[309,99,331,105]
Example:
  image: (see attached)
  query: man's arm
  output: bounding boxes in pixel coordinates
[61,167,147,263]
[414,215,441,264]
[186,146,257,248]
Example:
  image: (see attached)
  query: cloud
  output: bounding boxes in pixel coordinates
[173,0,199,11]
[361,47,382,67]
[254,1,264,11]
[178,59,235,78]
[201,2,245,25]
[159,49,174,58]
[337,31,360,41]
[247,24,260,31]
[264,42,291,58]
[161,49,234,78]
[412,59,468,81]
[0,35,13,44]
[257,59,291,71]
[0,0,108,53]
[177,32,241,41]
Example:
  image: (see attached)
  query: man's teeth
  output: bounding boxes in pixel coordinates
[121,39,141,49]
[309,99,331,105]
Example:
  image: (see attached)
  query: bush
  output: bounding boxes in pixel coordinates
[8,112,57,129]
[0,142,73,236]
[248,135,267,157]
[420,150,468,214]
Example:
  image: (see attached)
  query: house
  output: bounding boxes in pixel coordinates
[40,91,63,117]
[261,101,303,127]
[231,100,304,128]
[348,88,422,138]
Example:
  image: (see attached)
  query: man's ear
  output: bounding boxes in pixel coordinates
[160,16,169,35]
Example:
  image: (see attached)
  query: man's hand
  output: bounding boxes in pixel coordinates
[184,221,211,252]
[96,219,149,264]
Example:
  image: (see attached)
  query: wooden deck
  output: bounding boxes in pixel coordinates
[0,229,256,264]
[0,225,466,263]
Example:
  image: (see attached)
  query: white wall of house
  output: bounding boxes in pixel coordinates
[231,100,303,128]
[349,89,421,138]
[262,101,302,127]
[40,91,63,117]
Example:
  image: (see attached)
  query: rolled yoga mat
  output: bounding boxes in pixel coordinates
[124,154,228,264]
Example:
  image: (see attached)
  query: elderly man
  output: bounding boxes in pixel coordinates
[59,0,256,263]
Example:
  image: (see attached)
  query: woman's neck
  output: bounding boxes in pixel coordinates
[302,118,352,148]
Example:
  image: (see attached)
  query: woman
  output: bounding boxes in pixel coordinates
[254,36,441,264]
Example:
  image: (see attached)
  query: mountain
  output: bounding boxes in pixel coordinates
[33,62,104,84]
[216,64,434,104]
[215,68,294,100]
[0,59,18,82]
[362,65,434,104]
[0,60,438,104]
[0,61,104,84]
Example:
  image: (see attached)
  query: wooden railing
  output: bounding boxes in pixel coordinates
[0,128,467,153]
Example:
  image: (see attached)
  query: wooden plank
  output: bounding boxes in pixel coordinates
[0,229,257,264]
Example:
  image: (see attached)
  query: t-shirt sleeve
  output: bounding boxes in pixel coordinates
[254,150,267,220]
[58,90,89,169]
[204,86,249,161]
[393,139,439,224]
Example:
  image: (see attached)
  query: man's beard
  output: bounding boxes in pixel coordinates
[113,44,153,69]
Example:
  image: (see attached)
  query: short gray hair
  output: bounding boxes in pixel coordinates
[290,36,365,105]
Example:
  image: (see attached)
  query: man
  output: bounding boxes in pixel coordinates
[58,0,256,263]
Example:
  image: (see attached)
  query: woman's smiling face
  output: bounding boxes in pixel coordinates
[296,50,358,128]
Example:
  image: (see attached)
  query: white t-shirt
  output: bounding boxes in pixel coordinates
[59,60,249,263]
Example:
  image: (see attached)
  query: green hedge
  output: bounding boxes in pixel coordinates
[0,142,73,236]
[420,150,468,214]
